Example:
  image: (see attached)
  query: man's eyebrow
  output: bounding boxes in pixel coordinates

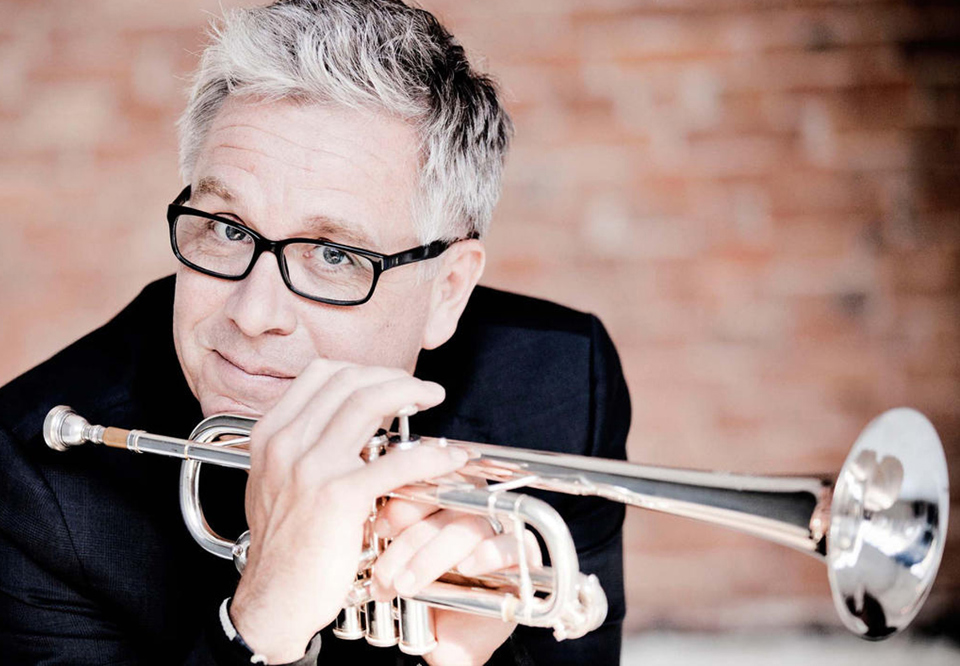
[193,176,234,202]
[299,216,376,249]
[192,176,378,248]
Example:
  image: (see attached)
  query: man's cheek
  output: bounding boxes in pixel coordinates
[176,273,226,339]
[173,273,216,398]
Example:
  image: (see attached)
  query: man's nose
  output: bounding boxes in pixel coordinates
[222,251,297,337]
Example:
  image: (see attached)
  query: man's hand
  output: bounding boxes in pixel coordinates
[371,498,544,666]
[228,359,469,663]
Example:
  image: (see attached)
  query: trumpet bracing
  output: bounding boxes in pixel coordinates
[44,405,948,654]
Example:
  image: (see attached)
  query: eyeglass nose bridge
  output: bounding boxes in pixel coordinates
[241,235,286,277]
[220,239,303,335]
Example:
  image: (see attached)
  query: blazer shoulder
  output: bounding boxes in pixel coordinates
[0,276,177,440]
[416,285,623,457]
[462,285,597,338]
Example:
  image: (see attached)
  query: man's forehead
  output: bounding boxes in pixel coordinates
[188,98,425,250]
[208,97,418,174]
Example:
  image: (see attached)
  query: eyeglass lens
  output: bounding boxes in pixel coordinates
[173,213,377,302]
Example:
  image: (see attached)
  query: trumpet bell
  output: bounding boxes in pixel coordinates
[829,408,949,639]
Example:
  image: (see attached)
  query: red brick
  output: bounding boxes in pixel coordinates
[3,0,959,636]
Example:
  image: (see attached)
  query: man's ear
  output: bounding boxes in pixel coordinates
[421,239,485,350]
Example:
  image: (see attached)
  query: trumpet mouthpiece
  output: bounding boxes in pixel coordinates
[43,405,95,451]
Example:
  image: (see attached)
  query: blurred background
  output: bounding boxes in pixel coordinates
[1,0,958,662]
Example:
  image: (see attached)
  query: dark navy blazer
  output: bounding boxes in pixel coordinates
[0,276,629,665]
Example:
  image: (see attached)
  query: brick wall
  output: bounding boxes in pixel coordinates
[1,0,958,638]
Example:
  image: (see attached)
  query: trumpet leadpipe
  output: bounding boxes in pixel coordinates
[44,405,251,468]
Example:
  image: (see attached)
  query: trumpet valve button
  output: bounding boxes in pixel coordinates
[389,433,421,450]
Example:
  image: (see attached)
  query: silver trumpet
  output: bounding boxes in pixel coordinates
[44,406,949,653]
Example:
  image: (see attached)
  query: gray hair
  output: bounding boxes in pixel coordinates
[177,0,513,243]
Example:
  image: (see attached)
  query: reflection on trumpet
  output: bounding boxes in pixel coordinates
[44,405,949,654]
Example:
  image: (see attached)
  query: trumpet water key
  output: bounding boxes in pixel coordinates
[44,405,949,652]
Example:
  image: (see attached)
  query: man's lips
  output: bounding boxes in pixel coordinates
[214,350,297,380]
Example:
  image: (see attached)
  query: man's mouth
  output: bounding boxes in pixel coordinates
[214,350,297,380]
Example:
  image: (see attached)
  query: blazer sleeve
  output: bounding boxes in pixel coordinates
[0,425,267,666]
[511,315,630,665]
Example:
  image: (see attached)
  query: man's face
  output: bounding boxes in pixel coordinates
[173,97,437,417]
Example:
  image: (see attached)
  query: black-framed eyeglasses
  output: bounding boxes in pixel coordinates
[167,186,473,306]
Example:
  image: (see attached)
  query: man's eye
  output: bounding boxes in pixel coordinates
[212,220,249,242]
[321,247,350,266]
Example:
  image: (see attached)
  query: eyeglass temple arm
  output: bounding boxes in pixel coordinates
[382,233,480,270]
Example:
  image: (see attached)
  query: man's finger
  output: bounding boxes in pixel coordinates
[374,498,440,539]
[300,376,445,463]
[455,529,544,577]
[264,365,414,466]
[370,511,454,599]
[331,445,468,505]
[389,515,493,598]
[251,359,355,443]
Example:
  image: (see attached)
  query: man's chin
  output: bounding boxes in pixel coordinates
[200,394,269,419]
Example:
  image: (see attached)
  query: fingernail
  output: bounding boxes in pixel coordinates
[369,579,391,602]
[457,556,477,576]
[394,570,416,596]
[449,449,468,465]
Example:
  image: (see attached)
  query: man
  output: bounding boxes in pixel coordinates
[0,1,629,664]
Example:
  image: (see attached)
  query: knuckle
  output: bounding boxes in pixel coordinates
[249,418,269,443]
[381,535,415,563]
[307,357,340,375]
[319,476,354,503]
[329,364,363,387]
[269,423,296,448]
[262,431,295,467]
[387,367,412,382]
[345,384,392,418]
[401,515,443,544]
[302,358,351,388]
[292,457,338,495]
[478,538,506,564]
[379,498,407,524]
[299,360,327,384]
[289,458,313,491]
[394,498,433,522]
[448,515,489,539]
[342,386,375,413]
[333,364,405,392]
[247,427,271,462]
